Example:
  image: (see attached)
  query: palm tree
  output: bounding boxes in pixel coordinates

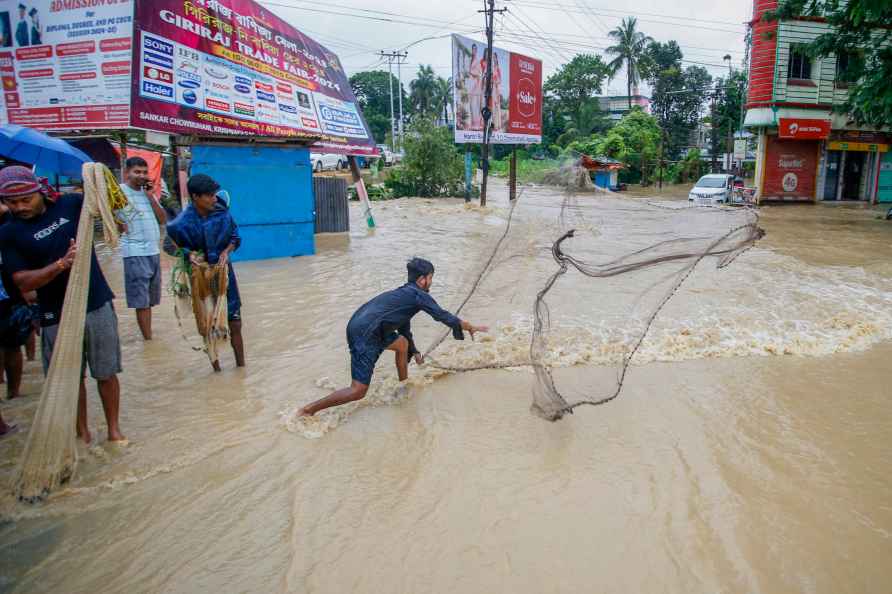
[605,17,653,111]
[410,65,438,117]
[433,77,452,125]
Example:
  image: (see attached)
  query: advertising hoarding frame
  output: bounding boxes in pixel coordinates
[128,0,377,155]
[452,33,542,146]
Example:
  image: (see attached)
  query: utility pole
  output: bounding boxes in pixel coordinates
[478,0,507,207]
[724,55,734,175]
[397,52,406,152]
[380,50,407,152]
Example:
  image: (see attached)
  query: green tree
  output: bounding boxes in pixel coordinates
[433,76,452,125]
[349,70,405,143]
[385,119,465,197]
[409,65,439,117]
[543,54,612,147]
[605,17,653,110]
[768,0,892,127]
[605,108,661,184]
[645,41,713,159]
[712,69,748,159]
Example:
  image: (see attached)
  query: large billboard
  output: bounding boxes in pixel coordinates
[0,0,134,129]
[130,0,377,154]
[452,34,542,145]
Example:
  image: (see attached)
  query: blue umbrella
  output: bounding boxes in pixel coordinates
[0,124,91,177]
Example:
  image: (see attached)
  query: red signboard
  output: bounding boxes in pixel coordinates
[763,137,819,200]
[778,118,831,140]
[507,53,543,137]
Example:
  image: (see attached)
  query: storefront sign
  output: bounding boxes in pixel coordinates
[763,137,818,200]
[0,0,134,129]
[452,34,542,144]
[130,0,377,154]
[827,141,889,153]
[778,118,830,140]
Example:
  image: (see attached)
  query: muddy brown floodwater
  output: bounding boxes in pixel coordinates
[1,181,890,593]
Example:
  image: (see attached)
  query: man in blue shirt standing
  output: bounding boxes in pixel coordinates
[166,173,245,371]
[0,166,125,444]
[118,157,166,340]
[299,258,488,417]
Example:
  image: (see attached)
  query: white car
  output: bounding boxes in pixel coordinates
[688,174,734,205]
[310,152,347,172]
[375,145,394,166]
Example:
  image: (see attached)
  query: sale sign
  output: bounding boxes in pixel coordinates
[778,118,830,140]
[763,136,819,200]
[452,34,542,144]
[130,0,377,154]
[0,0,134,129]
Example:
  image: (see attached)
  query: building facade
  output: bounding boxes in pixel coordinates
[744,0,891,203]
[599,95,651,121]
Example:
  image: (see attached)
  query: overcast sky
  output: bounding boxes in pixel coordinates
[258,0,752,95]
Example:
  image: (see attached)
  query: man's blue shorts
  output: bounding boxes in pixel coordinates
[347,328,399,385]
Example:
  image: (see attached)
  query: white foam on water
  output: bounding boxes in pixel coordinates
[280,246,892,438]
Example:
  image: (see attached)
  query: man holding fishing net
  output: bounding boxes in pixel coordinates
[299,257,488,417]
[166,173,245,371]
[0,166,124,444]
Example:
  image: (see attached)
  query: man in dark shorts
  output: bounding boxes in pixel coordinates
[118,156,166,340]
[0,166,125,444]
[299,258,488,417]
[166,173,245,371]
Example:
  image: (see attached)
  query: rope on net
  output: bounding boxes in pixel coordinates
[14,163,127,503]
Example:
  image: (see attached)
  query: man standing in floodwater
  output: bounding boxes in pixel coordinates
[118,156,166,341]
[166,173,245,371]
[0,166,125,444]
[299,258,488,416]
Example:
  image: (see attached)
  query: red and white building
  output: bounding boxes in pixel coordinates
[745,0,892,203]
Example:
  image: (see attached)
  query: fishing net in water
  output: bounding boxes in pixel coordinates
[14,163,127,502]
[170,254,229,366]
[423,186,764,422]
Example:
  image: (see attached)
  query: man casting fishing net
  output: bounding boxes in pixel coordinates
[299,258,488,416]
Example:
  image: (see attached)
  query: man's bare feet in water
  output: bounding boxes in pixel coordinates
[77,427,93,445]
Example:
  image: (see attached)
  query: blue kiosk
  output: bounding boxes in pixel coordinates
[188,141,316,262]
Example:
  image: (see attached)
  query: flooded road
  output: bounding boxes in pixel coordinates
[1,182,891,593]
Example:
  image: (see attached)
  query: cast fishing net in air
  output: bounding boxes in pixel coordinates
[422,178,763,422]
[14,163,128,502]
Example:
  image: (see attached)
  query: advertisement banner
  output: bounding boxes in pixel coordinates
[0,0,133,129]
[778,118,830,140]
[763,137,818,201]
[130,0,377,154]
[452,34,542,145]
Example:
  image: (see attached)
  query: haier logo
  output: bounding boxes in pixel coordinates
[143,81,173,98]
[34,217,69,240]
